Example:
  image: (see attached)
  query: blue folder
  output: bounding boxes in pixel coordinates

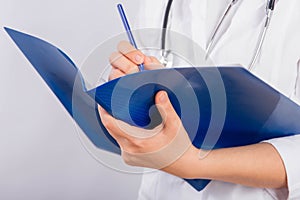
[5,27,300,191]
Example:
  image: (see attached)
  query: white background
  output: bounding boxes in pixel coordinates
[0,0,142,199]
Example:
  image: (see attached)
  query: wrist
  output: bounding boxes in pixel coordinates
[182,147,208,179]
[162,145,207,179]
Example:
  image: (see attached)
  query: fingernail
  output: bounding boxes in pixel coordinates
[159,91,167,103]
[135,54,143,63]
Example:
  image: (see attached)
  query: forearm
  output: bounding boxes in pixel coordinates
[165,143,287,189]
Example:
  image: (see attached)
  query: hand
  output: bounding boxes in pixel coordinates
[109,40,163,80]
[98,41,288,187]
[102,41,197,178]
[98,90,198,179]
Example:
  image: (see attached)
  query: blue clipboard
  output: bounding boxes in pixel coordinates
[5,27,300,191]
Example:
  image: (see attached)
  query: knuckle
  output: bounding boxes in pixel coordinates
[167,116,181,128]
[122,62,138,74]
[132,139,145,149]
[123,156,133,166]
[117,40,129,51]
[130,49,140,56]
[174,116,181,125]
[122,153,136,166]
[109,52,120,64]
[123,63,134,73]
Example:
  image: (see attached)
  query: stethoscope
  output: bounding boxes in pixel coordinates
[160,0,276,70]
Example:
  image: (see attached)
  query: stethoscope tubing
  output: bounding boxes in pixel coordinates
[161,0,276,70]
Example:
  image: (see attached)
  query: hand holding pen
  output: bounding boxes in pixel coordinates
[117,4,145,71]
[108,41,162,80]
[108,4,163,80]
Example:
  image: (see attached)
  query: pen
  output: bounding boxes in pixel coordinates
[117,3,144,71]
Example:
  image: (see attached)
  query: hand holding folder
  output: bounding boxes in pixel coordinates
[5,28,300,191]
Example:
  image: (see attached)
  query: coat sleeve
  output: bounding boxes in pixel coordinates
[264,65,300,199]
[263,134,300,199]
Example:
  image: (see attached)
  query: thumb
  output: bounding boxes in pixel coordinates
[144,56,164,70]
[155,91,179,128]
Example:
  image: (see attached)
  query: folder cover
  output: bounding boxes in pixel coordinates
[5,28,300,191]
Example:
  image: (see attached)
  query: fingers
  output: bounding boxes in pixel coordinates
[144,56,164,70]
[155,91,180,130]
[98,105,147,141]
[148,56,161,64]
[98,106,122,140]
[117,41,145,65]
[98,97,192,170]
[108,68,125,80]
[111,41,164,73]
[109,41,145,75]
[110,41,164,79]
[109,52,139,74]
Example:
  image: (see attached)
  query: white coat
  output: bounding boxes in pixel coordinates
[134,0,300,199]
